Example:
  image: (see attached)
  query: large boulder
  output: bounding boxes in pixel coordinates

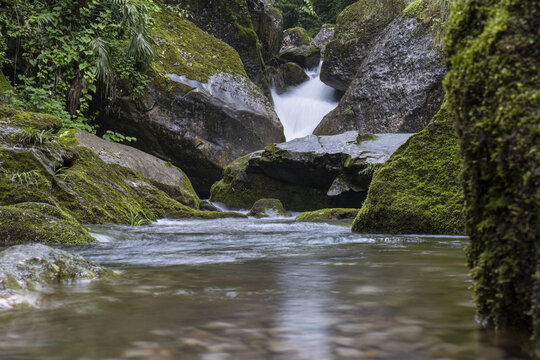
[310,24,336,56]
[280,27,312,51]
[268,62,309,94]
[210,131,412,211]
[444,0,540,333]
[315,15,446,135]
[352,104,464,235]
[74,130,199,209]
[179,0,269,91]
[100,12,284,197]
[320,0,405,91]
[0,107,221,227]
[0,244,111,310]
[278,45,321,69]
[248,1,284,61]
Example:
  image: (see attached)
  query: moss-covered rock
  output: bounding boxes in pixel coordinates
[249,3,284,62]
[100,10,284,197]
[0,203,95,245]
[444,0,540,334]
[248,198,291,218]
[278,45,321,69]
[352,104,464,235]
[281,27,312,50]
[296,208,359,221]
[320,0,405,91]
[268,62,309,94]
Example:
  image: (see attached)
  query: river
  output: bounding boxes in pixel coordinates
[0,217,523,359]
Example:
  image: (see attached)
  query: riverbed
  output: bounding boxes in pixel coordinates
[0,218,522,359]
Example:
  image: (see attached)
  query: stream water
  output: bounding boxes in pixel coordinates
[272,63,339,141]
[0,217,531,359]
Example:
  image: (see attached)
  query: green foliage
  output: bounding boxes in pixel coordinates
[19,127,56,145]
[0,0,155,131]
[5,169,41,185]
[275,0,357,36]
[444,0,540,335]
[102,130,136,144]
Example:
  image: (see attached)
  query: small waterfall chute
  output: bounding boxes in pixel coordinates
[272,63,339,141]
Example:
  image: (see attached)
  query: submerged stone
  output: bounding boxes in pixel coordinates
[248,199,291,218]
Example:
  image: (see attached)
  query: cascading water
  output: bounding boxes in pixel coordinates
[272,63,339,141]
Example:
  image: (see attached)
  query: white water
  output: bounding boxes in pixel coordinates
[272,63,339,141]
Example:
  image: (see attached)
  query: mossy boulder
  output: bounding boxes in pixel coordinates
[178,0,269,91]
[278,45,321,69]
[444,0,540,334]
[315,15,445,135]
[321,0,405,91]
[249,2,284,62]
[280,27,312,50]
[0,203,95,246]
[296,208,359,221]
[352,104,464,235]
[0,244,111,309]
[210,131,412,211]
[268,62,309,94]
[248,198,291,218]
[99,10,284,197]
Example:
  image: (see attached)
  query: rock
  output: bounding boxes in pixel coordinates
[0,203,95,246]
[296,208,359,221]
[321,0,405,91]
[248,1,284,61]
[0,244,111,310]
[352,104,465,235]
[278,45,321,69]
[268,62,309,94]
[0,107,200,225]
[99,12,284,197]
[74,130,199,209]
[445,0,539,332]
[315,15,446,135]
[199,200,220,212]
[280,27,312,51]
[248,199,291,218]
[210,131,412,211]
[310,24,335,56]
[180,0,269,91]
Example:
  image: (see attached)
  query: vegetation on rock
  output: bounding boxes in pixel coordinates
[444,0,540,335]
[352,103,464,235]
[296,208,359,221]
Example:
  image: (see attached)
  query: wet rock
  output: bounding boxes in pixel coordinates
[315,15,446,135]
[210,131,412,211]
[0,244,111,309]
[248,199,291,218]
[268,62,309,94]
[311,24,335,56]
[249,1,284,61]
[100,14,284,197]
[278,45,321,69]
[352,104,465,235]
[74,131,199,209]
[296,208,359,221]
[280,27,312,51]
[199,200,220,212]
[321,0,405,91]
[0,203,95,246]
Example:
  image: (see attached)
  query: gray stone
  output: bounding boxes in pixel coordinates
[248,199,292,218]
[278,45,321,69]
[311,24,335,56]
[269,62,309,94]
[315,16,446,135]
[74,131,199,208]
[0,244,110,309]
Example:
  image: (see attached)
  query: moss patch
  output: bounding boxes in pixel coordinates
[403,0,426,18]
[352,103,464,235]
[444,0,540,334]
[297,208,359,221]
[283,27,313,45]
[152,11,248,83]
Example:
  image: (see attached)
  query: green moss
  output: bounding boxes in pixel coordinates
[352,103,464,235]
[152,11,247,83]
[0,106,61,131]
[0,203,95,245]
[403,0,425,18]
[444,0,540,334]
[296,208,359,221]
[335,0,405,41]
[0,72,12,98]
[283,27,313,45]
[356,133,377,144]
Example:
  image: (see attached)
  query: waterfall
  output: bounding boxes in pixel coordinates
[272,63,339,141]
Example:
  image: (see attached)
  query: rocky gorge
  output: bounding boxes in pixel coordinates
[0,0,538,357]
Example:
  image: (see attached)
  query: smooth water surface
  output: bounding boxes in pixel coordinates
[272,63,339,141]
[0,218,529,359]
